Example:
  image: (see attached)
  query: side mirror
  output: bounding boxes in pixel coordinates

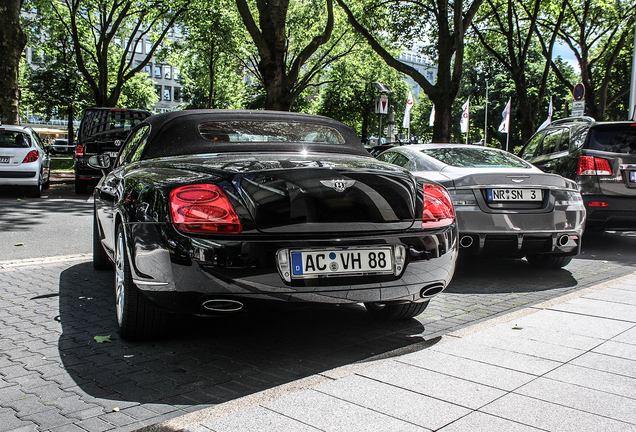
[87,154,111,173]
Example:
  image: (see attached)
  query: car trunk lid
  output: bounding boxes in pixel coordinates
[161,154,418,233]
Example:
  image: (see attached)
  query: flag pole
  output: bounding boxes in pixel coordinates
[484,80,488,145]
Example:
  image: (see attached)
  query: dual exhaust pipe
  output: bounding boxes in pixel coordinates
[459,234,572,249]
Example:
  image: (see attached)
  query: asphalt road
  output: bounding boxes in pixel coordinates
[1,174,636,432]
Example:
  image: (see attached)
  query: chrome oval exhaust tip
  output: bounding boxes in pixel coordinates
[558,234,570,247]
[420,283,445,299]
[459,235,474,248]
[202,299,244,313]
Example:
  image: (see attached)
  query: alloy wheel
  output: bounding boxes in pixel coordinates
[115,229,125,326]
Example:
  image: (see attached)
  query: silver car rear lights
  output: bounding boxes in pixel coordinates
[276,244,407,283]
[448,189,477,206]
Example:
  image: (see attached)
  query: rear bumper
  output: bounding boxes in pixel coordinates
[454,204,585,256]
[121,222,458,314]
[0,167,39,186]
[584,195,636,230]
[74,157,103,180]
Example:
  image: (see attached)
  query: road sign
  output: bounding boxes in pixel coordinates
[573,83,585,101]
[572,100,585,116]
[375,95,388,114]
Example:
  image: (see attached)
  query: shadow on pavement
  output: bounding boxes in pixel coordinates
[57,262,426,407]
[446,255,578,294]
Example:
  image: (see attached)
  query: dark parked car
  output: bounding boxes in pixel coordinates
[51,138,74,154]
[74,107,152,194]
[518,117,636,230]
[377,144,586,268]
[90,110,458,340]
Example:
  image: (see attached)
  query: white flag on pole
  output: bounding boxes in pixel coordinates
[403,91,414,129]
[429,105,435,126]
[460,98,470,133]
[498,98,511,133]
[537,97,553,131]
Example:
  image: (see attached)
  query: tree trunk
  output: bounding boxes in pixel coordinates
[0,0,27,125]
[67,104,75,144]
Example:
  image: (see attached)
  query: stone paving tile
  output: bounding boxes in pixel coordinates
[515,377,636,424]
[437,412,545,432]
[481,392,635,431]
[264,390,427,431]
[200,406,321,432]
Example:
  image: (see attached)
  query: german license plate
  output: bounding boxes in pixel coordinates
[630,172,636,182]
[0,156,10,163]
[291,247,393,277]
[487,188,541,201]
[106,151,119,158]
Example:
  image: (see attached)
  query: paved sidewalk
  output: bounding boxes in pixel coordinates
[146,276,636,432]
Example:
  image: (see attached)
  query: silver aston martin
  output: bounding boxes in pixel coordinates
[377,144,586,268]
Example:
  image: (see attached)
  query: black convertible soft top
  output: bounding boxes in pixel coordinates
[140,109,369,160]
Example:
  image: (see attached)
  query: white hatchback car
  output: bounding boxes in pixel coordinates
[0,124,51,197]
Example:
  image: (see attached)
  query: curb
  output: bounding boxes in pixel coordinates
[0,253,92,270]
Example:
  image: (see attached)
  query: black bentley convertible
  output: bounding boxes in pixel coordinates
[90,110,458,340]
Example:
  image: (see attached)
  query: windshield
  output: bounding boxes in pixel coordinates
[421,147,531,168]
[587,124,636,153]
[198,121,345,145]
[0,131,31,148]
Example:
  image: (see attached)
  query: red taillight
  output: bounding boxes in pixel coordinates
[22,150,39,163]
[577,155,612,176]
[75,144,84,158]
[587,201,609,207]
[170,184,242,233]
[422,184,455,228]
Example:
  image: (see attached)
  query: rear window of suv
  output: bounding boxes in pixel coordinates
[587,124,636,153]
[80,109,151,142]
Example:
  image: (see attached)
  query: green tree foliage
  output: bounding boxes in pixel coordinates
[20,3,90,139]
[118,72,159,110]
[46,0,188,107]
[471,0,566,144]
[336,0,484,143]
[544,0,636,120]
[236,0,355,111]
[0,0,27,124]
[451,46,576,150]
[167,0,245,109]
[312,45,408,139]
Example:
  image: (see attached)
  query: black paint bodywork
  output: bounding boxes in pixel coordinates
[93,110,457,315]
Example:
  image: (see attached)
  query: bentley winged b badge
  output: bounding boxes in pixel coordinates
[320,179,355,192]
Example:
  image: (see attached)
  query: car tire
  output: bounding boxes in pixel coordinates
[115,225,167,340]
[526,254,573,269]
[93,214,111,270]
[28,177,42,198]
[364,300,430,320]
[75,178,87,194]
[42,173,50,190]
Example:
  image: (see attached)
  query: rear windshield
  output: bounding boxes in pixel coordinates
[80,110,151,142]
[198,121,345,145]
[0,131,31,148]
[420,147,531,168]
[587,124,636,153]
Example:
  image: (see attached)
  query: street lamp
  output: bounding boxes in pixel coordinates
[372,82,392,145]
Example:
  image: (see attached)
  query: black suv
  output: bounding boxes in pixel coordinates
[74,108,152,193]
[518,117,636,230]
